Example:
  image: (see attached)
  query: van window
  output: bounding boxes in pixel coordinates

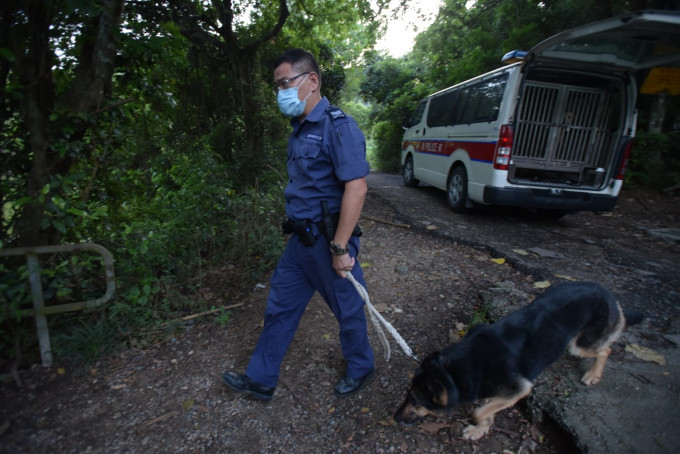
[427,91,458,127]
[455,74,508,124]
[425,74,507,127]
[407,100,427,127]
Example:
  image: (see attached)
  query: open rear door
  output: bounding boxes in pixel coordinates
[526,11,680,72]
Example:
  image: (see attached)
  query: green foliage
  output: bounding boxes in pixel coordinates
[626,131,680,190]
[93,137,286,336]
[359,53,432,172]
[0,262,31,363]
[369,121,403,172]
[468,302,491,328]
[51,315,120,369]
[0,263,30,324]
[0,250,113,365]
[215,308,232,327]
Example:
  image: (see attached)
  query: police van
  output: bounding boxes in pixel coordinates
[401,11,680,216]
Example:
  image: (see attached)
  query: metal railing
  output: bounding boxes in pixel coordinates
[0,243,115,367]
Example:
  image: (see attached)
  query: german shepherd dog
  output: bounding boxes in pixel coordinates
[394,281,630,440]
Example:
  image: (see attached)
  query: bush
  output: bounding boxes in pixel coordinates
[1,137,287,368]
[369,121,403,172]
[626,131,680,191]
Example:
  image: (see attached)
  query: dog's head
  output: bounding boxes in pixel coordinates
[393,351,459,425]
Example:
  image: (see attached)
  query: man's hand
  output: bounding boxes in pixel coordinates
[332,252,355,278]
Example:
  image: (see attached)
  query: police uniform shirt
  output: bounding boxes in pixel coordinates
[284,97,369,222]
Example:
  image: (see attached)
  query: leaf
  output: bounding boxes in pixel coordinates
[183,398,195,410]
[52,220,67,233]
[421,421,449,434]
[0,48,15,62]
[625,344,667,366]
[57,367,66,375]
[360,262,371,267]
[490,257,506,264]
[533,280,551,289]
[512,249,529,256]
[360,407,369,413]
[554,274,578,281]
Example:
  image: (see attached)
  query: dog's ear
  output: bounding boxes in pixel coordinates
[421,351,460,409]
[422,353,451,408]
[426,379,449,407]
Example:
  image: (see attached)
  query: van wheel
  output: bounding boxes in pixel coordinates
[447,166,468,213]
[403,156,419,187]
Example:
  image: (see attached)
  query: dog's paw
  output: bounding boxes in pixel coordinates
[581,371,602,386]
[462,424,490,440]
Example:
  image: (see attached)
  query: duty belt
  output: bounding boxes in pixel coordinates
[281,218,326,236]
[281,214,361,247]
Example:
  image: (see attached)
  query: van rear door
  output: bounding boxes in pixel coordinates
[526,11,680,72]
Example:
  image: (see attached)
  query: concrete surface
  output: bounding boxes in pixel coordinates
[530,330,679,454]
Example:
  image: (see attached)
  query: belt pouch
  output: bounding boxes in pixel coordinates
[295,219,317,246]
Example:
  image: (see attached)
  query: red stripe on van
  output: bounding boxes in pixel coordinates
[403,140,496,163]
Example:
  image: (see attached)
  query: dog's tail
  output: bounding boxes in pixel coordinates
[624,310,644,326]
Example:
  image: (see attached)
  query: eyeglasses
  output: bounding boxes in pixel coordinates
[273,72,309,95]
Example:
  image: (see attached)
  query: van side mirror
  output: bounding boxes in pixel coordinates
[402,116,411,129]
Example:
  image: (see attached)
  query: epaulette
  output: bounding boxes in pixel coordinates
[325,105,349,124]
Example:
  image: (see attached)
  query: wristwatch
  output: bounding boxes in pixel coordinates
[330,242,349,256]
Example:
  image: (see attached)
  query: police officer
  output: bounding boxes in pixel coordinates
[223,49,375,401]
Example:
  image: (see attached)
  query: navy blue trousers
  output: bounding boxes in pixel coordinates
[245,234,375,388]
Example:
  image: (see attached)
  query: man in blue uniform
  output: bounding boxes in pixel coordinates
[223,49,375,401]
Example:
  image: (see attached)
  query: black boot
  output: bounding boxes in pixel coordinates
[222,371,275,401]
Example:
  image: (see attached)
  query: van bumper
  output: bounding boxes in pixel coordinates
[483,186,618,212]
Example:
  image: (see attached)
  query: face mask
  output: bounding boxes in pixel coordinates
[277,74,311,118]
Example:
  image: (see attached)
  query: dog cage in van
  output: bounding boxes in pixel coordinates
[510,80,622,189]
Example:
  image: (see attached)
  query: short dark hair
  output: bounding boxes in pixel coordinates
[273,48,321,82]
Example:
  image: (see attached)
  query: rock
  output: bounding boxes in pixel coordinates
[479,280,531,321]
[645,228,680,244]
[527,247,565,259]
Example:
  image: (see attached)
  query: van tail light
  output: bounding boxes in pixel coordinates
[494,124,513,170]
[616,138,634,180]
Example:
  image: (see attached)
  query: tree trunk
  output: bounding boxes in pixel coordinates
[13,0,125,247]
[231,49,265,185]
[13,1,57,247]
[648,92,668,134]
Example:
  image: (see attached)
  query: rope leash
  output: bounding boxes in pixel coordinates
[345,271,419,362]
